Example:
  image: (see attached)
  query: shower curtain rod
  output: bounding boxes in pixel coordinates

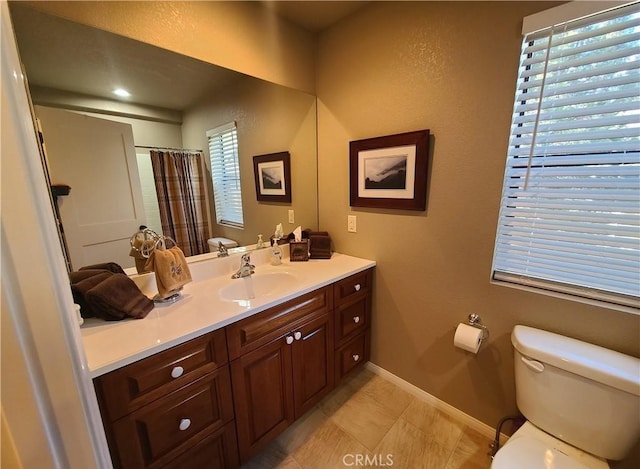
[135,145,204,153]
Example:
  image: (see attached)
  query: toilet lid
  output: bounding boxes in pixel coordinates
[492,437,592,469]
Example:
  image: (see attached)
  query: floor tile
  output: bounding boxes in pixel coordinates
[401,398,466,452]
[291,419,370,469]
[276,406,330,454]
[327,387,399,450]
[241,441,290,469]
[445,426,493,469]
[374,417,452,469]
[356,374,414,419]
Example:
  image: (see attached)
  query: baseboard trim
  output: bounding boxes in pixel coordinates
[364,361,509,445]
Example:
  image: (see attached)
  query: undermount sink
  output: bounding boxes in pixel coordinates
[219,271,297,303]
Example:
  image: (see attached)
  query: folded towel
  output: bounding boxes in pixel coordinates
[79,262,126,275]
[70,271,114,318]
[85,273,154,320]
[145,246,192,299]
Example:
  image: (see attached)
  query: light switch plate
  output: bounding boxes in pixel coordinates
[347,215,357,232]
[288,210,295,224]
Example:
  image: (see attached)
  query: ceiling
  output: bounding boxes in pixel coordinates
[9,1,368,112]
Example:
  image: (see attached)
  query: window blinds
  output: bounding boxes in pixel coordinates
[492,3,640,309]
[206,122,244,228]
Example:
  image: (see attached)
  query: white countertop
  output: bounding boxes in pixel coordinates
[80,250,375,378]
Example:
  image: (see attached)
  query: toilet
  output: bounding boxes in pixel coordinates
[492,325,640,469]
[207,237,238,253]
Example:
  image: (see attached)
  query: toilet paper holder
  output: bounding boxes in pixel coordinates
[468,313,489,341]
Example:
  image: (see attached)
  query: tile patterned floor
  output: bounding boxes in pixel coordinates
[242,366,494,469]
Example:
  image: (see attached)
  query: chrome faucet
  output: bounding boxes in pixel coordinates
[217,241,229,257]
[231,253,255,279]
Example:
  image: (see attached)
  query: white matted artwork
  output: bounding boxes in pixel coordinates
[358,145,416,199]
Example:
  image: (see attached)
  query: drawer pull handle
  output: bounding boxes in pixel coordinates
[171,366,184,379]
[353,316,360,324]
[354,284,361,292]
[179,418,191,431]
[286,336,294,345]
[294,331,302,340]
[352,354,360,362]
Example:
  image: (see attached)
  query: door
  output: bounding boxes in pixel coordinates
[36,106,145,270]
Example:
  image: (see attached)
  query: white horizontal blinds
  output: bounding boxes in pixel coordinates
[206,122,244,228]
[493,2,640,308]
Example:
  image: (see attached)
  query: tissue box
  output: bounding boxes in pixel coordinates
[290,240,310,262]
[308,231,332,259]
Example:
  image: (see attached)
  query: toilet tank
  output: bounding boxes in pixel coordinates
[512,325,640,461]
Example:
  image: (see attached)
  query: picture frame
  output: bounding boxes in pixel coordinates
[349,129,429,210]
[253,151,292,203]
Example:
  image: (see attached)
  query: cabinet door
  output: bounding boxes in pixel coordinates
[231,336,294,462]
[291,313,334,418]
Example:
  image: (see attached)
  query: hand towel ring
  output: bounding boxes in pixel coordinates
[130,227,160,259]
[153,236,177,252]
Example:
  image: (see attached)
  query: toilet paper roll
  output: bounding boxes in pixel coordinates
[454,323,483,354]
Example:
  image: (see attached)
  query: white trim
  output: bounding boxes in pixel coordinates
[364,362,509,446]
[1,4,112,467]
[522,1,634,34]
[206,120,236,137]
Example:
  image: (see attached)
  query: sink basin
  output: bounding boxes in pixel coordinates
[219,271,297,304]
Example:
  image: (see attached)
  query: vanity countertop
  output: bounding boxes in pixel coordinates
[80,252,375,378]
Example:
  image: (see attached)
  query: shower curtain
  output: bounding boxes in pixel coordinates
[150,150,210,257]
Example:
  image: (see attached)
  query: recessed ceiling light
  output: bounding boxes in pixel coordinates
[113,88,130,98]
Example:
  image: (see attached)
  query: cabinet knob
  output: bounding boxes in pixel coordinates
[171,366,184,379]
[353,316,360,324]
[354,284,361,292]
[286,336,294,345]
[294,331,302,340]
[352,354,360,362]
[179,418,191,431]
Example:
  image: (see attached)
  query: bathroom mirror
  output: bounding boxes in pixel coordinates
[9,3,319,271]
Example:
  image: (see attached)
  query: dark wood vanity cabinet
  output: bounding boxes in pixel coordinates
[334,269,372,382]
[93,329,239,469]
[227,287,335,462]
[93,268,373,468]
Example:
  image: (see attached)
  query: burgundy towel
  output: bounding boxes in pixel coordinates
[79,262,126,275]
[70,271,114,318]
[86,274,154,320]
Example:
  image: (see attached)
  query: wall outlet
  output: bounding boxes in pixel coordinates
[347,215,357,233]
[288,210,295,224]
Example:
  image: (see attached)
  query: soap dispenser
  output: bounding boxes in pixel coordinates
[271,241,282,265]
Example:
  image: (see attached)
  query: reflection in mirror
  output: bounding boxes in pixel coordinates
[9,3,318,271]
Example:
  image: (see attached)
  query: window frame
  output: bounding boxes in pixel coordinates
[206,122,244,229]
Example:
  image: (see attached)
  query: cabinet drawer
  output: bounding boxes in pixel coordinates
[335,296,368,345]
[335,333,369,382]
[334,269,372,305]
[161,422,238,469]
[226,286,332,360]
[95,329,228,422]
[110,366,234,469]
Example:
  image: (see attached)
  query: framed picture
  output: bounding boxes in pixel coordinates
[349,129,429,210]
[253,151,292,203]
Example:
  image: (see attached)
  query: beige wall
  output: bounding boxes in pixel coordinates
[316,2,639,465]
[19,0,316,94]
[181,75,318,247]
